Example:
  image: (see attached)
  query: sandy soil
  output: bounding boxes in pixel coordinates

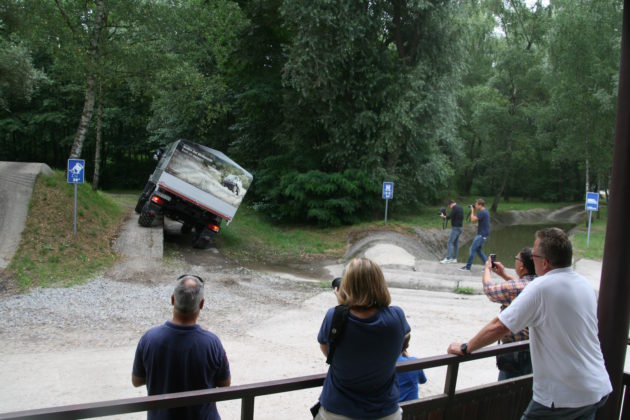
[0,190,608,420]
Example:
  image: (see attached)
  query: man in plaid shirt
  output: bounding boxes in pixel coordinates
[482,247,537,380]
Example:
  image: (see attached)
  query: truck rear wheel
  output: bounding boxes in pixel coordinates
[181,223,193,234]
[138,202,155,227]
[192,228,213,249]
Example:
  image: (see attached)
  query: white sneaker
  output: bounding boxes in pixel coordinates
[440,258,449,264]
[449,259,458,263]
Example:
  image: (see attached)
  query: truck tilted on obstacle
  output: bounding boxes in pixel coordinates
[135,139,253,248]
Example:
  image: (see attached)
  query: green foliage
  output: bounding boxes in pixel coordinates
[0,37,47,111]
[454,287,475,295]
[0,0,621,224]
[254,168,379,226]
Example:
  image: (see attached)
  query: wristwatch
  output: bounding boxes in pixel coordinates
[460,343,469,354]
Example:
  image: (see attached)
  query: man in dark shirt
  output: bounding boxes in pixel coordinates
[440,200,463,264]
[460,198,490,271]
[132,274,231,420]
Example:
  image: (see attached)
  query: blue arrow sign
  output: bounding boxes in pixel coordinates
[67,159,85,184]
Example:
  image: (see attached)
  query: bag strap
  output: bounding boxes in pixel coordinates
[326,305,350,364]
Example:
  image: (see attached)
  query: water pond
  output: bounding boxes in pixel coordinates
[458,223,575,268]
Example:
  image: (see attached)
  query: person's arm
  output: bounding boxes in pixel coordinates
[216,375,231,387]
[447,316,510,355]
[320,343,328,357]
[131,374,146,387]
[470,206,478,222]
[484,259,513,282]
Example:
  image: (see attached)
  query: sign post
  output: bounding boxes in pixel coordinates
[585,192,599,248]
[382,182,394,224]
[67,159,85,236]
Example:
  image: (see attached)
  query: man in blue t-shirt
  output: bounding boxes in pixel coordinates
[132,275,231,420]
[460,198,491,271]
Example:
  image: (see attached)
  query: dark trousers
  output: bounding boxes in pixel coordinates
[521,394,609,420]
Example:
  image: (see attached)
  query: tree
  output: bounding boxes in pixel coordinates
[260,0,462,223]
[547,0,620,197]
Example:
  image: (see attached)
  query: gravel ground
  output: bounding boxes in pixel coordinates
[0,263,323,353]
[0,204,604,419]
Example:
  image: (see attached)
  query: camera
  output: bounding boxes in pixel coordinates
[439,207,446,216]
[490,253,496,268]
[470,203,475,209]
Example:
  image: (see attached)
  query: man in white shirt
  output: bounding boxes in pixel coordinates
[447,227,612,419]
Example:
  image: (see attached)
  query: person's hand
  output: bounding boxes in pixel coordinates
[447,342,464,355]
[493,261,506,277]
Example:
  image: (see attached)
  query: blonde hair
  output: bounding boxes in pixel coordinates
[338,257,391,308]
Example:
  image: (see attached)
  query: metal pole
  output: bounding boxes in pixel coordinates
[384,199,389,224]
[587,210,592,248]
[73,183,77,236]
[597,0,630,417]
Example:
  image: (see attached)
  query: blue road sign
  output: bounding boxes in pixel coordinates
[585,192,599,211]
[382,182,394,199]
[67,159,85,184]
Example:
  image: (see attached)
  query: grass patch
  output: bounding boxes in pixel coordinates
[216,206,349,263]
[215,197,587,265]
[571,205,607,261]
[454,287,475,295]
[6,170,127,289]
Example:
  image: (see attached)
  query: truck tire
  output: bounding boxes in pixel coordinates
[192,229,212,249]
[138,202,155,227]
[181,223,193,234]
[135,181,155,214]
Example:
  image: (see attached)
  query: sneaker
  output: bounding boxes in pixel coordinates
[440,258,450,264]
[449,259,458,263]
[458,266,470,271]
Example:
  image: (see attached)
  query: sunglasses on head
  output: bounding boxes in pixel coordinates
[177,274,204,283]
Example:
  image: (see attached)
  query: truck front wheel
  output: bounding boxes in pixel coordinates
[138,202,155,227]
[135,181,156,214]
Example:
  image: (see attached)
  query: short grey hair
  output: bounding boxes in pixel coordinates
[173,275,204,314]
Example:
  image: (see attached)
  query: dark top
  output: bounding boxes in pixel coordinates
[317,306,411,418]
[477,208,490,237]
[133,321,230,420]
[446,204,463,228]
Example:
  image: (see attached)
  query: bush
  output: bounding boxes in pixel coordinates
[253,168,379,226]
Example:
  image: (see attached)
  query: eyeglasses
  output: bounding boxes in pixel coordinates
[177,274,204,283]
[532,254,544,260]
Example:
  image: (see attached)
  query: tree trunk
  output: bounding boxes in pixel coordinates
[92,82,103,191]
[69,76,96,159]
[67,0,107,159]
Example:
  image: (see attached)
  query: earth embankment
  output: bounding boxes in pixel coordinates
[0,162,52,270]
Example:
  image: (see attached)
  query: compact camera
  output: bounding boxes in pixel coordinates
[490,253,496,268]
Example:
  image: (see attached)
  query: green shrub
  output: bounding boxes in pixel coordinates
[254,168,379,226]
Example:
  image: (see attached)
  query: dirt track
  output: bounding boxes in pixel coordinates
[0,162,52,269]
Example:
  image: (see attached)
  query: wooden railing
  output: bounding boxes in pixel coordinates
[0,341,537,420]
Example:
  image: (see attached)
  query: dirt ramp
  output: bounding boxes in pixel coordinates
[0,162,53,270]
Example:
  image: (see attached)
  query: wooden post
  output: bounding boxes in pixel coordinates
[597,0,630,417]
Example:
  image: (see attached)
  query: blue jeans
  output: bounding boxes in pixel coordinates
[465,234,487,269]
[446,227,462,259]
[521,394,608,420]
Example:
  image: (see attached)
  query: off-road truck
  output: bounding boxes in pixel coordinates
[135,139,253,248]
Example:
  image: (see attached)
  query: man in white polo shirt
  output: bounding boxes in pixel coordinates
[447,227,611,419]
